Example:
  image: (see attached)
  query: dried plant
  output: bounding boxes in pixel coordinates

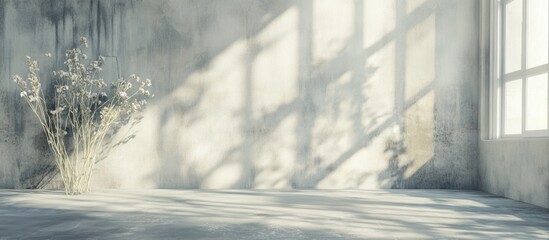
[12,37,153,195]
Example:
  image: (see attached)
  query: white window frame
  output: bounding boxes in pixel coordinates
[490,0,549,138]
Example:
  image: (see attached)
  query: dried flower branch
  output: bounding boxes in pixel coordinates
[12,37,153,195]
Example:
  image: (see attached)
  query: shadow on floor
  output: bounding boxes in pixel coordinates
[0,190,548,239]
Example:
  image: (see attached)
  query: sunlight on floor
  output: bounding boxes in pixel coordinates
[1,190,548,239]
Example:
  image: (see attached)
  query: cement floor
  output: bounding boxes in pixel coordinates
[0,190,548,239]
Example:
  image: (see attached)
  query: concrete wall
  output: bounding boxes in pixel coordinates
[0,0,479,189]
[479,140,549,208]
[478,1,549,209]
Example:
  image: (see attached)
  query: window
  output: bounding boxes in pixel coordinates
[491,0,549,138]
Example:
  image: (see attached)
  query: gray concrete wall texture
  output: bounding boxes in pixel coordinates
[479,140,549,209]
[0,0,479,190]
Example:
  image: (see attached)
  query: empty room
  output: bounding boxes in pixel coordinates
[0,0,548,239]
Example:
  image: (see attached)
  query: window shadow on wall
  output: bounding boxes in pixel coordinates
[0,0,479,190]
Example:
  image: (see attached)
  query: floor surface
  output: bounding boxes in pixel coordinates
[0,190,548,239]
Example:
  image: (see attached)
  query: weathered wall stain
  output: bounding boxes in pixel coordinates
[0,0,479,189]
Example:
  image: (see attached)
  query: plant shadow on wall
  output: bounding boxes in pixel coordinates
[11,38,153,194]
[139,0,476,189]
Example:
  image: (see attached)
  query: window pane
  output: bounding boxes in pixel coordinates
[504,79,523,134]
[526,73,548,130]
[527,0,549,68]
[505,0,523,73]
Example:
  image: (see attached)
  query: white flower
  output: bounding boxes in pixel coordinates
[12,75,22,83]
[50,106,65,115]
[20,91,27,97]
[131,102,140,110]
[80,37,88,48]
[45,53,52,58]
[118,91,128,98]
